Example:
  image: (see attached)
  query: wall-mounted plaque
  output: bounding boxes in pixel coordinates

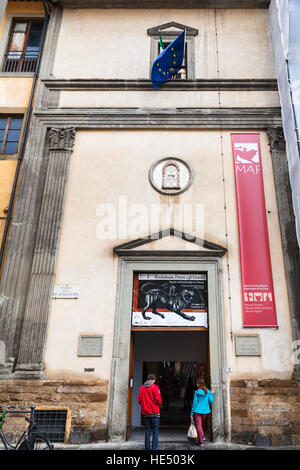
[235,335,261,356]
[78,336,103,357]
[162,160,181,190]
[53,285,79,299]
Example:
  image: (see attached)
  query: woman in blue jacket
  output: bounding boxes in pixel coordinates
[190,378,214,446]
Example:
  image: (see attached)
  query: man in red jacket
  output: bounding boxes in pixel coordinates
[138,373,162,450]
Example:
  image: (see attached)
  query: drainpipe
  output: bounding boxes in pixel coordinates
[0,0,50,272]
[287,64,300,157]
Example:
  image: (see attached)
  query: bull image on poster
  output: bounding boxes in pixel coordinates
[132,274,208,328]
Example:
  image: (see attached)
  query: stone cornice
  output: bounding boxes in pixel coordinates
[34,107,282,129]
[49,0,270,9]
[42,78,278,92]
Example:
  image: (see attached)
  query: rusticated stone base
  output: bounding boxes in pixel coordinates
[0,379,108,444]
[231,379,300,446]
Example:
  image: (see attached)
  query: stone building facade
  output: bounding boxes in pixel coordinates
[0,0,299,445]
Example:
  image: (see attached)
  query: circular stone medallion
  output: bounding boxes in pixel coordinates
[149,157,193,195]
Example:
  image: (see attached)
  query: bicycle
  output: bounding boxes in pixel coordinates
[0,405,54,450]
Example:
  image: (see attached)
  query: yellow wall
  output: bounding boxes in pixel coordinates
[0,159,17,246]
[0,2,44,257]
[7,0,44,14]
[0,77,33,107]
[1,1,44,37]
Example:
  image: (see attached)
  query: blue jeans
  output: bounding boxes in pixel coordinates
[144,416,160,450]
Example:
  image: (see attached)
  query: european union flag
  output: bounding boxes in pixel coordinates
[151,30,186,90]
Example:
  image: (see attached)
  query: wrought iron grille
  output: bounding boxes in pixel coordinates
[2,51,39,73]
[34,410,67,443]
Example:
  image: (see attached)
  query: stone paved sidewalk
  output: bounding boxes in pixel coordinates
[52,440,300,451]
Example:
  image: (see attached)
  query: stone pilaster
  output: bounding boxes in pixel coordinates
[14,127,76,378]
[0,120,48,376]
[0,1,7,27]
[267,127,300,379]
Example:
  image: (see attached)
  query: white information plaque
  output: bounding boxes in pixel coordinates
[53,285,79,299]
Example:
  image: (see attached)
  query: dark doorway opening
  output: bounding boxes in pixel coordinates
[130,330,211,440]
[142,361,203,426]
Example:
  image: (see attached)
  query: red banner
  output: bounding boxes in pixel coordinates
[231,133,277,327]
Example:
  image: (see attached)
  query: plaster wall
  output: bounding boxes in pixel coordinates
[0,160,17,245]
[44,129,293,382]
[0,77,33,108]
[58,90,280,109]
[7,1,44,15]
[53,9,276,80]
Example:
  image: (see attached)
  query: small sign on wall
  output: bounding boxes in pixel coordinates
[235,335,261,356]
[53,285,79,299]
[78,335,103,357]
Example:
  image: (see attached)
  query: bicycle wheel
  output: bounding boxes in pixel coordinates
[32,435,53,450]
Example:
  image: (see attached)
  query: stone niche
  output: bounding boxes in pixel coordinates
[230,379,300,446]
[0,379,108,444]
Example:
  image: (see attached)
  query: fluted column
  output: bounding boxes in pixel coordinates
[14,127,76,377]
[267,127,300,379]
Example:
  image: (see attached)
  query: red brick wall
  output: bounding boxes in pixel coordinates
[230,379,300,446]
